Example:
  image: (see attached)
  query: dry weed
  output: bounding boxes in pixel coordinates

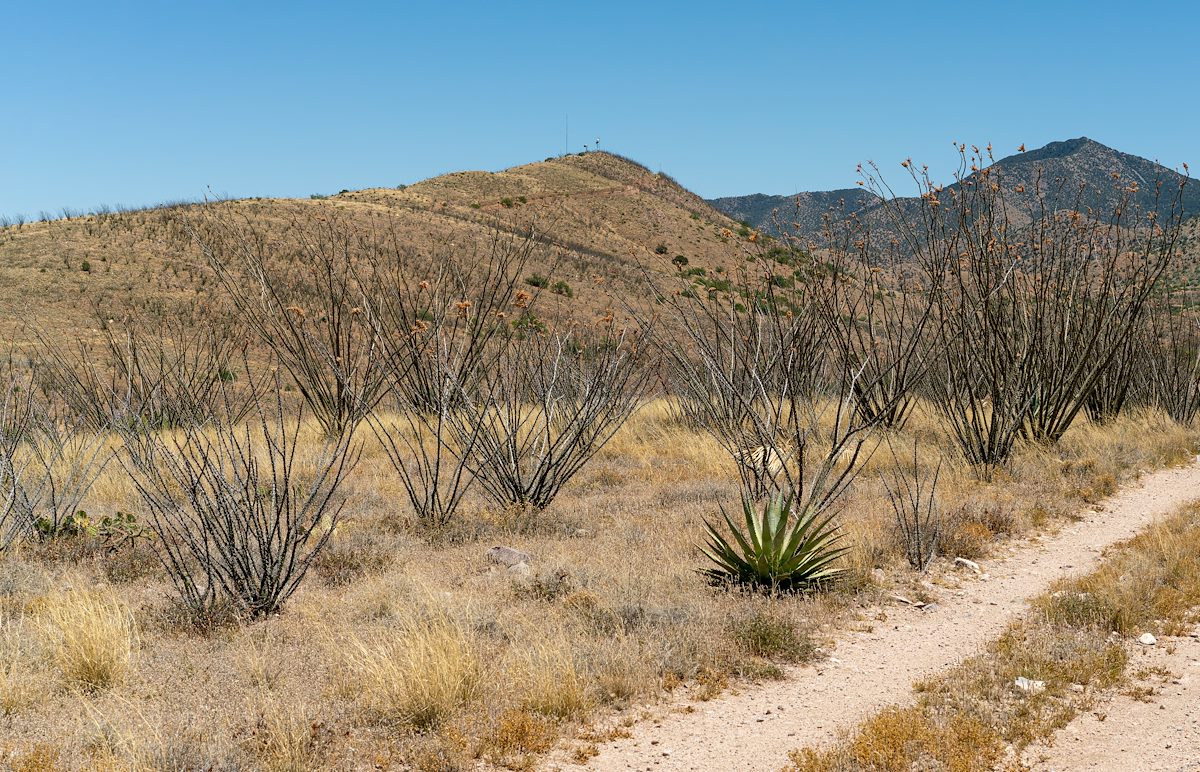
[339,611,482,731]
[40,586,136,692]
[517,638,591,720]
[477,708,557,770]
[243,693,327,772]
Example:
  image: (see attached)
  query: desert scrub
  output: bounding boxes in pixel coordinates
[787,706,1002,772]
[40,586,136,692]
[243,693,326,772]
[478,708,557,769]
[729,607,819,664]
[339,611,481,731]
[517,638,590,720]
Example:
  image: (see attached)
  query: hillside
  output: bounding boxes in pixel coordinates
[711,137,1197,238]
[708,188,880,236]
[0,152,757,348]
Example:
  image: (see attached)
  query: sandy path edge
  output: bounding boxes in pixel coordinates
[554,457,1200,772]
[1022,626,1200,771]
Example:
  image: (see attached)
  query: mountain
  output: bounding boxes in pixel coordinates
[0,152,758,346]
[709,137,1197,239]
[708,188,880,236]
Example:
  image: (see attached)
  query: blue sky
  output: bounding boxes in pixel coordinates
[2,0,1195,218]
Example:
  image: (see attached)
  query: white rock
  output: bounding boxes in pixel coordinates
[1139,633,1158,646]
[954,557,982,573]
[1014,676,1046,694]
[487,545,531,567]
[508,561,532,577]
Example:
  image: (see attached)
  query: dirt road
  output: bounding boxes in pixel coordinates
[571,458,1200,772]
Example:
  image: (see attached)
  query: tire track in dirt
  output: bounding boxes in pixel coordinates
[568,458,1200,772]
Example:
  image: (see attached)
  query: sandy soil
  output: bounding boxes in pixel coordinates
[1023,628,1200,771]
[559,458,1200,772]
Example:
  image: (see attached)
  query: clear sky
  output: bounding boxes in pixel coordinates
[2,0,1195,219]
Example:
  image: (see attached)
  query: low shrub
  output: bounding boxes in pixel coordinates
[730,609,819,663]
[341,613,481,731]
[41,587,136,692]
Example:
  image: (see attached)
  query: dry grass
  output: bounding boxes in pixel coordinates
[39,586,136,693]
[0,614,46,715]
[787,499,1200,771]
[0,397,1193,767]
[337,609,482,731]
[788,706,1002,772]
[477,708,558,770]
[242,693,326,772]
[517,637,591,720]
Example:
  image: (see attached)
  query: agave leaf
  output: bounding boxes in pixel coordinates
[699,526,740,574]
[721,504,757,564]
[701,514,752,577]
[697,490,848,591]
[701,531,741,572]
[766,493,791,569]
[742,495,767,563]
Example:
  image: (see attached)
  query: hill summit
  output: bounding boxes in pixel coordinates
[0,152,758,345]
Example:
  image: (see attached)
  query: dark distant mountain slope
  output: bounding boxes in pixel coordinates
[708,189,879,234]
[986,137,1197,216]
[711,138,1196,239]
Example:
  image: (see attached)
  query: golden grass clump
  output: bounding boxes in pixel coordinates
[339,611,482,731]
[0,612,48,715]
[787,705,1001,772]
[517,638,591,720]
[477,708,558,770]
[243,693,325,772]
[40,586,136,692]
[7,743,64,772]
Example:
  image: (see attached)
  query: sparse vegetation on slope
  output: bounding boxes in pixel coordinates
[0,144,1195,769]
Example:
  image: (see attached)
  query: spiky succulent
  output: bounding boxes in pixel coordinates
[699,492,847,591]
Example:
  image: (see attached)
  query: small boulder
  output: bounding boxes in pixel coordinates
[486,546,531,567]
[1139,632,1158,646]
[508,561,532,577]
[1014,676,1046,695]
[954,557,982,573]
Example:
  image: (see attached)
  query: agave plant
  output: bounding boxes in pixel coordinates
[700,492,847,591]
